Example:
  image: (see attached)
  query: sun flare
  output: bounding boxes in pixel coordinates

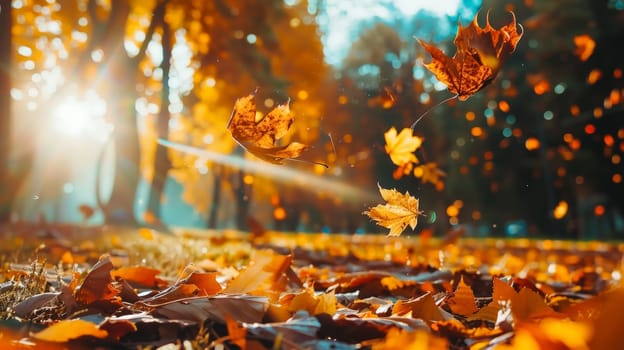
[52,90,109,139]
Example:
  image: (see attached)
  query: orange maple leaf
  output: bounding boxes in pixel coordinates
[227,93,308,164]
[418,11,523,100]
[447,276,478,316]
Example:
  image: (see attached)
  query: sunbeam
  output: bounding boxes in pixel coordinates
[158,139,378,203]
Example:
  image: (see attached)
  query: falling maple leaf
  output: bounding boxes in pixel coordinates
[413,162,446,186]
[363,184,423,236]
[384,127,422,166]
[418,11,523,100]
[227,92,308,164]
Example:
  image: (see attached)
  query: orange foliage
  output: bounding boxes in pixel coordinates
[31,319,108,342]
[227,93,309,164]
[418,11,523,100]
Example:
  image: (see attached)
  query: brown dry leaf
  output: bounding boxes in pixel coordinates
[363,184,423,237]
[78,204,95,220]
[111,266,166,289]
[31,319,108,342]
[418,11,523,100]
[447,276,478,316]
[75,255,119,305]
[141,284,200,306]
[99,318,138,341]
[227,93,308,164]
[151,294,269,324]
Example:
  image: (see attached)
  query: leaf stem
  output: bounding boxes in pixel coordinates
[410,94,458,131]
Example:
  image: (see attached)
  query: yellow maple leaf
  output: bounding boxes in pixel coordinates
[227,92,308,164]
[384,127,422,166]
[363,184,423,236]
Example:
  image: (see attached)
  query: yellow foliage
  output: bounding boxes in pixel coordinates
[363,184,423,236]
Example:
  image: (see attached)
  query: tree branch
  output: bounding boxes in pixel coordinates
[133,0,169,65]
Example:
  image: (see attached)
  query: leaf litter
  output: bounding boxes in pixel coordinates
[1,225,624,349]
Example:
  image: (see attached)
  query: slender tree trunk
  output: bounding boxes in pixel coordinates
[231,169,251,230]
[206,166,223,228]
[0,0,12,222]
[102,0,140,224]
[147,19,172,224]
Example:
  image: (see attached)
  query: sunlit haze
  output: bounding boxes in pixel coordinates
[319,0,461,65]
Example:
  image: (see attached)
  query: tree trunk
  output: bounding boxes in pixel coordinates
[100,0,140,225]
[206,166,223,228]
[231,170,251,230]
[146,17,171,225]
[0,0,12,222]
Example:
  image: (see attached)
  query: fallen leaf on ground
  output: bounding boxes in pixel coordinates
[31,319,108,342]
[223,249,293,298]
[111,266,167,289]
[447,276,478,316]
[392,292,444,322]
[75,255,119,306]
[371,328,448,350]
[225,315,247,349]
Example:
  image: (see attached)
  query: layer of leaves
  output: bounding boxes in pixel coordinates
[1,225,624,350]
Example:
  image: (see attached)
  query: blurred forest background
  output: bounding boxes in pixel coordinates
[0,0,623,239]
